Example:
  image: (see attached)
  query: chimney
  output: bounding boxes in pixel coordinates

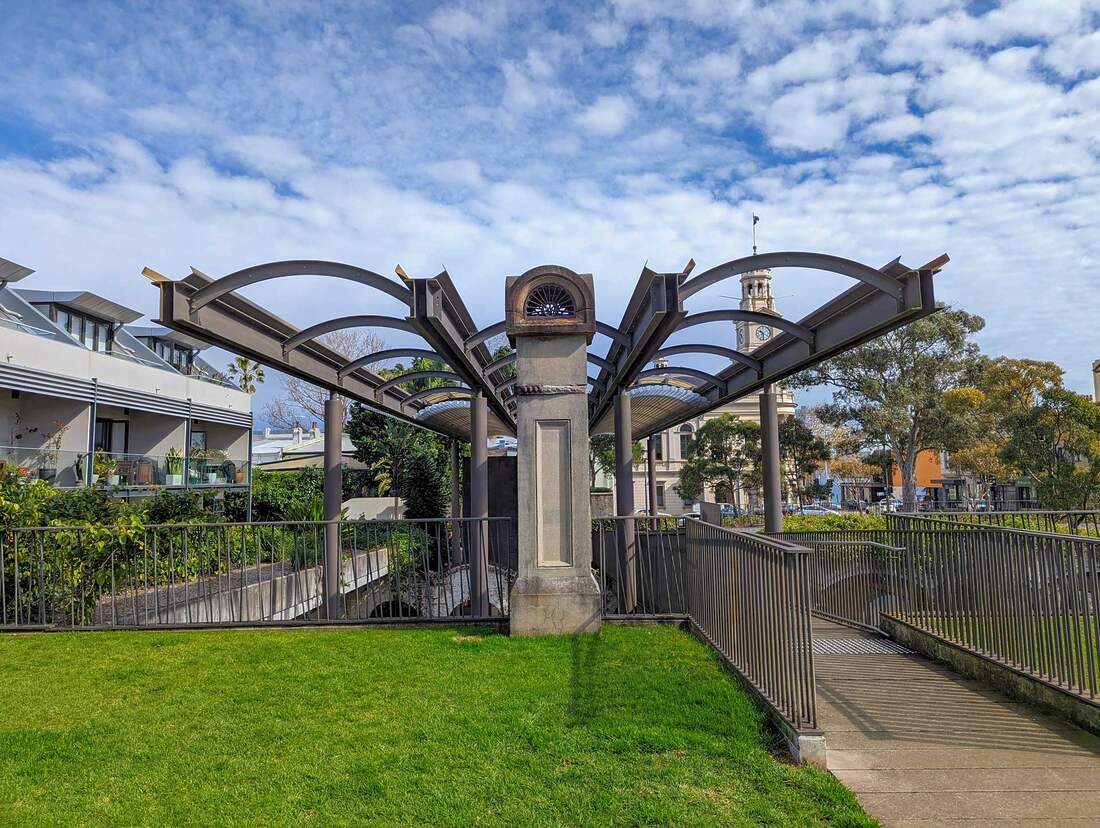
[293,426,302,445]
[311,421,320,439]
[263,427,271,439]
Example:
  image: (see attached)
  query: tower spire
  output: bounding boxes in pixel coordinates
[752,213,760,256]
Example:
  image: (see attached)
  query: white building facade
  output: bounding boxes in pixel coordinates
[0,257,252,495]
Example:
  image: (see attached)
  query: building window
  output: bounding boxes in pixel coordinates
[36,303,113,351]
[653,434,664,461]
[656,484,665,509]
[94,419,128,453]
[679,424,693,457]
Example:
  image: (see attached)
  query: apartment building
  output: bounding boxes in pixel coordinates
[0,256,252,496]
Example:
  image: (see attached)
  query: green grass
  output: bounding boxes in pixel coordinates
[0,625,872,827]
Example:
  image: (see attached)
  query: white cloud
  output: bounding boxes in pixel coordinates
[576,95,635,136]
[423,159,484,189]
[222,134,313,179]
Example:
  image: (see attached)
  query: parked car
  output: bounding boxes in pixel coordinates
[719,503,739,517]
[797,504,840,517]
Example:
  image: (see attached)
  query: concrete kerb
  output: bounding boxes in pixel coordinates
[882,615,1100,737]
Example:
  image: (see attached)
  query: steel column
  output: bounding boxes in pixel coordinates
[470,393,489,616]
[323,393,344,620]
[760,384,783,534]
[450,438,463,564]
[614,392,637,611]
[647,433,658,524]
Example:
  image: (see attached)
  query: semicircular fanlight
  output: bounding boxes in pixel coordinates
[524,283,577,318]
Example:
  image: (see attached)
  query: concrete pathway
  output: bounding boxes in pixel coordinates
[813,618,1100,827]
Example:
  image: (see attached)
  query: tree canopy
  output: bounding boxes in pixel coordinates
[791,308,985,510]
[675,415,760,508]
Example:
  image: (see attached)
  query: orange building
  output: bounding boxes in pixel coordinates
[890,449,943,491]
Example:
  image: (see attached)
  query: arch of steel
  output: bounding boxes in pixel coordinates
[150,249,945,618]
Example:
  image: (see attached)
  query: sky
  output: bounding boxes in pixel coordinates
[1,0,1098,424]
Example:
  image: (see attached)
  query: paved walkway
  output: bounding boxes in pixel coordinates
[813,618,1100,827]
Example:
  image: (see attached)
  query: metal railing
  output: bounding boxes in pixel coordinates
[684,519,817,731]
[883,514,1100,700]
[592,516,686,617]
[1,518,514,629]
[904,510,1100,537]
[775,532,904,633]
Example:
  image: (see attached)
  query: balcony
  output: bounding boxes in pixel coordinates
[186,453,250,487]
[0,445,86,488]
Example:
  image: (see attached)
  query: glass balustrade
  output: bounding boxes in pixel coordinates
[0,446,87,487]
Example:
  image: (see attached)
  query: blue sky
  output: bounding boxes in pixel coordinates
[1,0,1098,422]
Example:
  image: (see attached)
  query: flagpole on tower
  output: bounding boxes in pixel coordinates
[752,213,760,255]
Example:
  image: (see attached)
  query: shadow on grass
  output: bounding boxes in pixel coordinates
[568,632,606,728]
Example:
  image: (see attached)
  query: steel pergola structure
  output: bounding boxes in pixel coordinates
[149,248,947,616]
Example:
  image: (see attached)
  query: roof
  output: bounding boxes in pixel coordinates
[0,256,34,284]
[16,289,143,324]
[126,325,211,351]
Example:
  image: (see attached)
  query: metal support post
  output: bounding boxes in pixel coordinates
[470,393,489,616]
[760,384,783,534]
[323,393,344,620]
[614,392,637,612]
[450,438,463,564]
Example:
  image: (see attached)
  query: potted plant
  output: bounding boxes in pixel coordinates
[93,449,119,486]
[165,447,184,486]
[203,448,228,483]
[37,420,69,483]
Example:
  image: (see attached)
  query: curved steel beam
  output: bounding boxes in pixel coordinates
[337,348,443,380]
[680,251,904,302]
[654,343,762,376]
[677,310,814,345]
[283,315,417,355]
[376,371,464,396]
[401,386,473,408]
[587,352,613,372]
[485,351,516,374]
[189,260,413,312]
[465,320,506,350]
[595,321,631,346]
[634,366,724,388]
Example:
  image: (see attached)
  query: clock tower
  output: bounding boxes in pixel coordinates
[735,267,778,353]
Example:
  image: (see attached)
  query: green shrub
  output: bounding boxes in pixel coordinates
[781,513,887,532]
[138,490,206,525]
[225,468,324,522]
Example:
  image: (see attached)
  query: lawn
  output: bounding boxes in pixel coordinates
[0,624,872,827]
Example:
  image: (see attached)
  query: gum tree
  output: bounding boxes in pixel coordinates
[791,308,984,511]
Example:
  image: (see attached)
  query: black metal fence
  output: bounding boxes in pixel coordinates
[591,516,817,731]
[905,509,1100,537]
[684,520,817,731]
[0,518,514,629]
[592,517,686,617]
[885,514,1099,700]
[777,536,905,633]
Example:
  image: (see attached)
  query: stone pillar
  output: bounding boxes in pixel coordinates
[614,391,637,612]
[470,393,489,616]
[323,393,345,619]
[507,266,601,635]
[759,384,783,534]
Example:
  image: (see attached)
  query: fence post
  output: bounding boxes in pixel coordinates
[323,393,344,620]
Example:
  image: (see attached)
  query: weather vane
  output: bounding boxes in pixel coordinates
[752,213,760,255]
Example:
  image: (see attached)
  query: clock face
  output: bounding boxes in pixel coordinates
[755,326,772,342]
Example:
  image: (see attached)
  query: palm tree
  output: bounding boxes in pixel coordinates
[226,357,265,394]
